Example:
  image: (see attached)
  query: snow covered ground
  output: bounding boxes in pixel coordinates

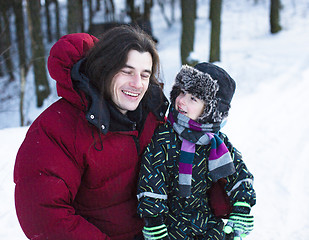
[1,0,309,239]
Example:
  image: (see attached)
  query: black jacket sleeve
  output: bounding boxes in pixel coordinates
[137,125,171,219]
[221,132,256,207]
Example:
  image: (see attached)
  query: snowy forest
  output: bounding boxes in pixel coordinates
[1,0,309,239]
[0,0,282,129]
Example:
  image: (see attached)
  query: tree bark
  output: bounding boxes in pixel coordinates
[143,0,152,21]
[171,0,175,22]
[126,0,137,22]
[96,0,101,11]
[209,0,222,63]
[67,0,83,33]
[209,0,213,20]
[88,0,93,29]
[13,0,28,125]
[26,0,50,107]
[13,0,27,70]
[0,16,4,77]
[180,0,196,65]
[270,0,282,34]
[53,0,61,40]
[158,0,172,27]
[45,0,53,42]
[0,1,15,81]
[19,66,26,126]
[79,0,85,32]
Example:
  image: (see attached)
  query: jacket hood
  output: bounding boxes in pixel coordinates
[47,33,168,135]
[71,59,110,134]
[47,33,98,108]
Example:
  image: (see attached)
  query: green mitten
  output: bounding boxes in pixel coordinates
[142,224,169,240]
[224,202,254,240]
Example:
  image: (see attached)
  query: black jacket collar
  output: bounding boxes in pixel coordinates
[71,59,169,134]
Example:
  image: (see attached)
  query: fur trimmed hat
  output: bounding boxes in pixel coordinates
[170,62,236,123]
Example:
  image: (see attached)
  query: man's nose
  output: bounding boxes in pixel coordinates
[130,74,143,89]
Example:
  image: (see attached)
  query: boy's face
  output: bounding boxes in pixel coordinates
[110,50,152,115]
[175,90,205,121]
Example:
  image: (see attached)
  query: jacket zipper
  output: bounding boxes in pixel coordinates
[132,135,140,155]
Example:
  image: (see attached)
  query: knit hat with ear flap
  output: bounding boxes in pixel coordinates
[170,62,236,123]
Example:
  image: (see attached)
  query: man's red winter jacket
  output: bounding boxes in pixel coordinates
[14,33,167,240]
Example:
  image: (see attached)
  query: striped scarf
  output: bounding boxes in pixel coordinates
[168,107,236,197]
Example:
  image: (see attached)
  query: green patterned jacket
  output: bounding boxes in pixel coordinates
[137,122,256,240]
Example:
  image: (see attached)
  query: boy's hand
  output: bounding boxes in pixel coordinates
[142,224,170,240]
[223,202,254,240]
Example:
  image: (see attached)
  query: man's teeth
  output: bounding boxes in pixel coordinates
[123,91,139,97]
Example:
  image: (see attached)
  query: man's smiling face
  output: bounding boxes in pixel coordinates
[110,50,152,115]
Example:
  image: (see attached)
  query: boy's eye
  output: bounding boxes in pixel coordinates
[191,96,197,102]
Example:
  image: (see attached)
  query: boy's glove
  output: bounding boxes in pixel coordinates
[223,202,254,240]
[142,216,170,240]
[142,224,169,240]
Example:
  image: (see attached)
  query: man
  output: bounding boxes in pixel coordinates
[14,26,168,240]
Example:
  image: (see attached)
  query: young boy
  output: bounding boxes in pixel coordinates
[137,62,256,240]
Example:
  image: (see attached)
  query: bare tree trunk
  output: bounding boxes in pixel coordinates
[96,0,101,11]
[88,0,93,29]
[180,0,196,65]
[143,0,152,21]
[126,0,137,22]
[19,66,26,126]
[13,0,28,125]
[209,0,213,20]
[26,0,50,107]
[53,0,61,39]
[13,0,27,70]
[104,0,115,21]
[158,0,172,28]
[270,0,282,34]
[110,0,115,17]
[79,0,85,32]
[193,0,197,19]
[45,0,53,42]
[171,0,175,22]
[67,0,84,33]
[67,0,80,33]
[209,0,222,63]
[0,17,4,77]
[0,2,15,81]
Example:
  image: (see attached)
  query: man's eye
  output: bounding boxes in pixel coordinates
[122,70,133,75]
[141,74,150,79]
[191,96,197,102]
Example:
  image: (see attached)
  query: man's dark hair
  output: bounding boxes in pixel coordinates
[84,25,160,100]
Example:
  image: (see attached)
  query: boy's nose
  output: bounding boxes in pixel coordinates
[179,94,188,105]
[178,100,187,111]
